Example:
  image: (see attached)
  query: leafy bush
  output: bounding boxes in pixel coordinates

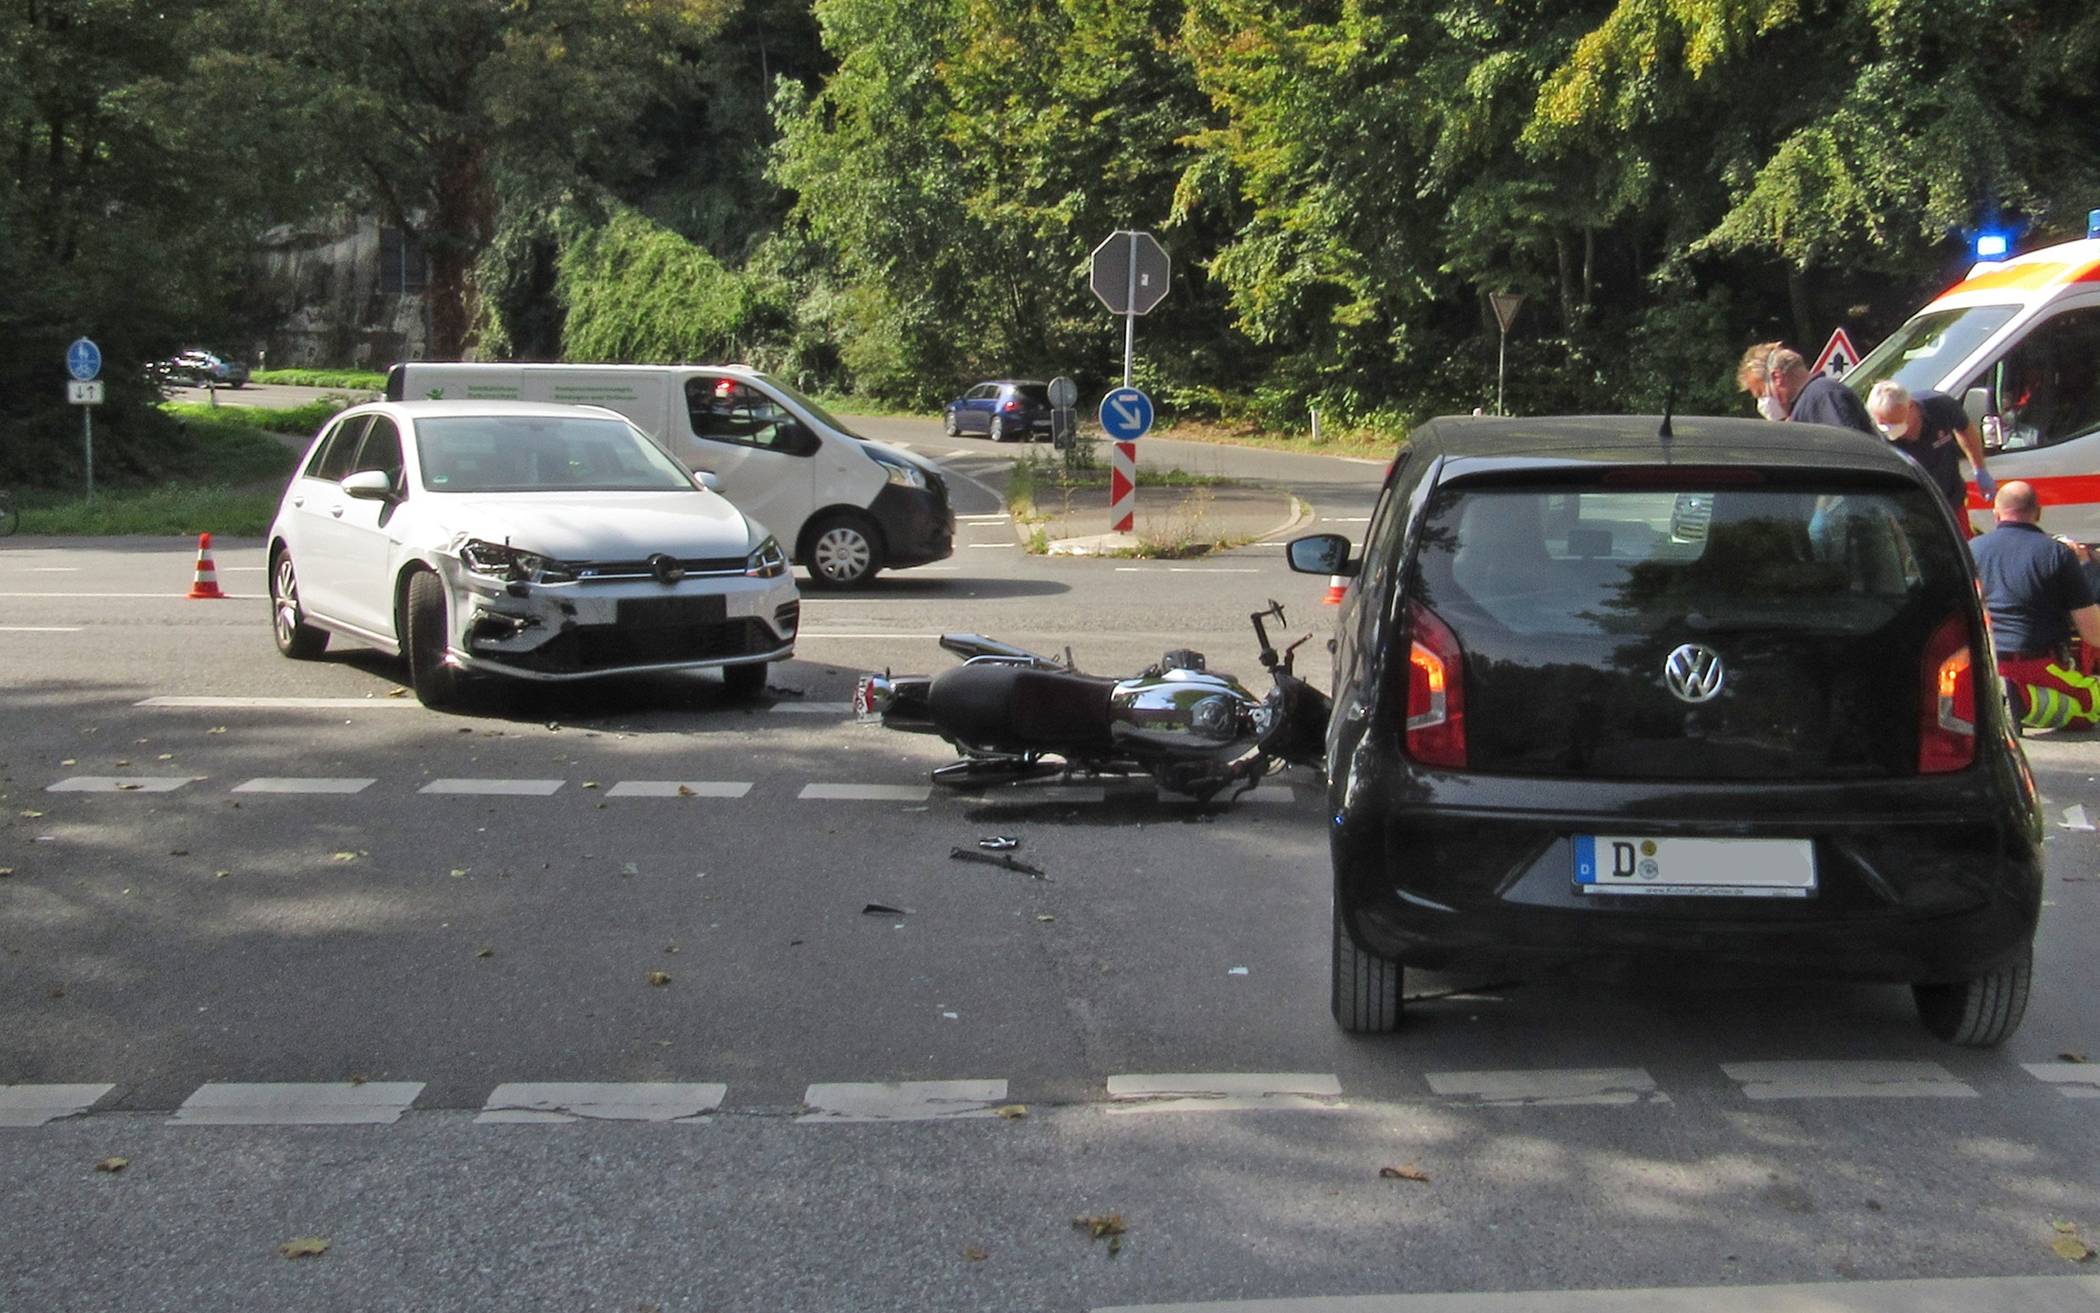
[164,398,348,437]
[249,369,387,391]
[558,208,767,364]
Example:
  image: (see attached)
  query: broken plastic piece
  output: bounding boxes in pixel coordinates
[978,835,1020,850]
[949,846,1045,877]
[862,902,907,916]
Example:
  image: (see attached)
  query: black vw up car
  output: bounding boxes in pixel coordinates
[1289,415,2043,1045]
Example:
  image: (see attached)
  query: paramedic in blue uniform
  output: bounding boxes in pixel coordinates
[1971,481,2100,730]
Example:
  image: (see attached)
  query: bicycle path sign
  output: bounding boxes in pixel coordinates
[68,338,102,381]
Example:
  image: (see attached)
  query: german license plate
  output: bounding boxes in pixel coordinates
[1573,835,1815,898]
[618,595,727,628]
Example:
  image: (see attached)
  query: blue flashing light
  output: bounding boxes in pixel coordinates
[1975,232,2010,259]
[2089,209,2099,240]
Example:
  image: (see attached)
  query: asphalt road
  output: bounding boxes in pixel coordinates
[4,429,2099,1313]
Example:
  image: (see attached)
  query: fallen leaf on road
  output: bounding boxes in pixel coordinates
[214,870,231,879]
[862,903,907,916]
[95,1157,128,1173]
[994,1104,1028,1120]
[169,849,188,856]
[349,1075,367,1085]
[60,759,75,766]
[963,1246,988,1262]
[331,852,358,862]
[207,726,227,734]
[1381,1165,1431,1183]
[385,687,408,698]
[114,760,129,767]
[647,971,672,987]
[20,810,43,819]
[1036,915,1055,923]
[2061,1053,2091,1064]
[0,868,14,878]
[116,783,142,791]
[47,987,63,999]
[278,1237,330,1259]
[677,785,697,797]
[582,781,600,790]
[450,868,469,878]
[1073,1213,1126,1240]
[2055,1220,2080,1233]
[157,753,173,761]
[476,948,494,959]
[2053,1235,2094,1263]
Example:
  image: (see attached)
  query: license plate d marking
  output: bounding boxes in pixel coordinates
[1573,835,1815,898]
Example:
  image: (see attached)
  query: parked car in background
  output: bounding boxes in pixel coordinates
[943,380,1053,442]
[154,349,250,388]
[267,399,799,709]
[1290,414,2043,1046]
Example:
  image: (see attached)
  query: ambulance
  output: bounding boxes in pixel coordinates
[1845,218,2100,537]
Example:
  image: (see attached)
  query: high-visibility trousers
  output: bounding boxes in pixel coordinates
[1998,654,2100,730]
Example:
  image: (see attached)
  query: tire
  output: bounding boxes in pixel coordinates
[989,416,1008,443]
[943,411,960,437]
[1913,944,2032,1046]
[1332,904,1403,1033]
[404,570,465,709]
[269,550,329,659]
[722,661,768,699]
[805,515,883,589]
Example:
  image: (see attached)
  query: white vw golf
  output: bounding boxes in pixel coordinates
[267,400,799,708]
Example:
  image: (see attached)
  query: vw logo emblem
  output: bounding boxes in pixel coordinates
[1664,643,1725,703]
[648,553,686,585]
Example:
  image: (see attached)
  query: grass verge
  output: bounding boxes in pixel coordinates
[166,398,349,437]
[17,408,299,536]
[1005,447,1259,558]
[250,368,387,391]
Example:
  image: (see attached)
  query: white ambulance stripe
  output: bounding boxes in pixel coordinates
[420,779,565,796]
[798,783,932,802]
[1089,1275,2100,1313]
[1424,1068,1662,1107]
[475,1082,727,1124]
[769,702,853,714]
[47,776,199,793]
[1105,1073,1343,1114]
[233,778,377,795]
[137,696,419,710]
[0,1084,113,1127]
[1721,1060,1977,1100]
[171,1082,424,1125]
[798,1079,1008,1123]
[2022,1062,2100,1098]
[604,781,751,798]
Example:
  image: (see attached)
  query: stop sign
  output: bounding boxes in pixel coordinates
[1090,231,1171,316]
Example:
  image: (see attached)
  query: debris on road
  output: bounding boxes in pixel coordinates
[647,971,672,987]
[949,847,1044,877]
[1380,1164,1431,1183]
[994,1104,1027,1120]
[2051,1220,2094,1263]
[862,903,907,916]
[978,835,1020,850]
[278,1237,331,1260]
[94,1157,128,1173]
[1073,1213,1126,1257]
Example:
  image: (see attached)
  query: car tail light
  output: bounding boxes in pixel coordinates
[1001,400,1021,413]
[1919,612,1976,773]
[1401,601,1466,768]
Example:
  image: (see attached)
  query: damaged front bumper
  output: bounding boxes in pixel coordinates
[440,558,799,681]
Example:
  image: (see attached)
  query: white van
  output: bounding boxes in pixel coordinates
[1846,227,2100,537]
[385,363,954,587]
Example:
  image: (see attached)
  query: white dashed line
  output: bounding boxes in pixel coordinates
[171,1082,425,1125]
[1105,1072,1344,1114]
[604,781,752,798]
[475,1082,727,1124]
[1091,1275,2100,1313]
[0,591,265,600]
[46,776,199,793]
[0,1084,113,1127]
[956,514,1011,522]
[2022,1063,2100,1098]
[1424,1068,1664,1107]
[1721,1060,1977,1100]
[798,1080,1008,1123]
[798,783,933,802]
[967,542,1017,549]
[419,779,565,796]
[0,626,82,632]
[137,696,417,710]
[232,778,378,794]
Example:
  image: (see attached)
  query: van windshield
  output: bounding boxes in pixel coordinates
[415,416,697,493]
[755,374,864,440]
[1846,304,2019,396]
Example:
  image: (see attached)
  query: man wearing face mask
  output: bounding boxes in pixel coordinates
[1737,341,1789,420]
[1767,346,1878,435]
[1866,379,1995,533]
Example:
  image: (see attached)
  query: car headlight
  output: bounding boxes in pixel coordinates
[745,535,788,579]
[872,454,927,490]
[458,539,573,583]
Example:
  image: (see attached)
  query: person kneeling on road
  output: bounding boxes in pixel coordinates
[1971,480,2100,730]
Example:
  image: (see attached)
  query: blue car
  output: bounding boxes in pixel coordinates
[943,380,1052,442]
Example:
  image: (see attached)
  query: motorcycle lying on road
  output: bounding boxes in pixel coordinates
[854,601,1332,802]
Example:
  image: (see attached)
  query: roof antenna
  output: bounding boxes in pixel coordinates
[1659,386,1676,440]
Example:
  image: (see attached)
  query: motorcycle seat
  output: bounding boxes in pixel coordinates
[927,663,1118,753]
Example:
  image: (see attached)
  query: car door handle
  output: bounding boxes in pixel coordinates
[330,505,345,518]
[291,495,305,507]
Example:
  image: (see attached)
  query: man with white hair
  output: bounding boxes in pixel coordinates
[1867,378,1995,529]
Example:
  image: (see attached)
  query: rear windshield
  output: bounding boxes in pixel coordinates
[415,416,695,493]
[1016,384,1050,404]
[1411,479,1971,779]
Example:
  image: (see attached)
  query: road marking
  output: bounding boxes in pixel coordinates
[47,776,199,793]
[1169,567,1260,573]
[171,1082,424,1125]
[2060,804,2094,831]
[232,778,378,795]
[1424,1068,1664,1107]
[1090,1275,2100,1313]
[1323,516,1372,523]
[0,591,265,600]
[2022,1062,2100,1098]
[956,514,1011,522]
[420,779,565,796]
[0,1084,113,1127]
[967,785,1108,804]
[476,1082,728,1124]
[770,702,853,714]
[1721,1060,1977,1100]
[1106,1073,1344,1114]
[138,696,418,710]
[25,567,81,572]
[0,626,81,632]
[798,783,933,801]
[605,781,752,798]
[798,1079,1008,1123]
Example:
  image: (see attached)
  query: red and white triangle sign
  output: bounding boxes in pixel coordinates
[1812,327,1861,378]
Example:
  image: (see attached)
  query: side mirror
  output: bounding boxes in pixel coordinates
[781,420,821,457]
[692,470,723,493]
[341,469,396,500]
[1287,533,1356,577]
[1964,387,1998,446]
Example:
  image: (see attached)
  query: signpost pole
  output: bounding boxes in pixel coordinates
[83,407,94,503]
[1123,232,1139,388]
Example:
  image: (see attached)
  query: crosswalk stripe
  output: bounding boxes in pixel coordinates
[798,783,932,801]
[1721,1060,1977,1100]
[171,1082,424,1125]
[47,776,198,793]
[1424,1068,1662,1107]
[232,778,377,794]
[604,781,751,798]
[2021,1062,2100,1098]
[0,1084,113,1127]
[137,696,417,709]
[1105,1073,1343,1114]
[798,1080,1008,1123]
[420,779,565,796]
[1091,1275,2100,1313]
[476,1082,727,1124]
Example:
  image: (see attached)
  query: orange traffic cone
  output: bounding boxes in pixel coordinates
[1322,574,1348,606]
[187,532,225,599]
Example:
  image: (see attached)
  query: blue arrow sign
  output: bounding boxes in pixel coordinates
[1098,387,1154,441]
[67,338,103,382]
